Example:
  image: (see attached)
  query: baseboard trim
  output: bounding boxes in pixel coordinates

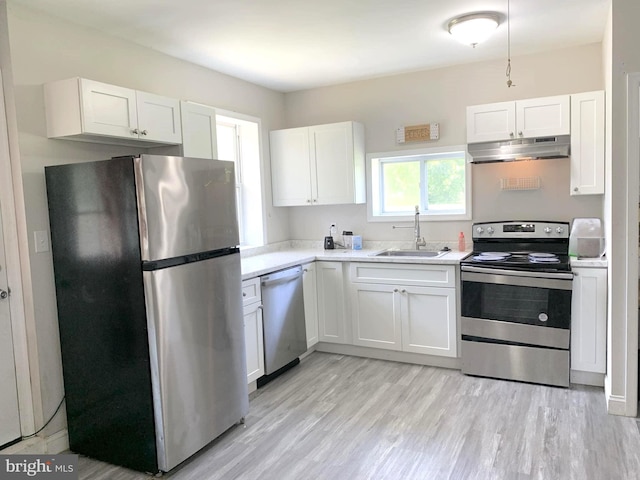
[316,342,461,370]
[0,430,68,455]
[604,376,629,416]
[45,429,69,454]
[570,370,605,387]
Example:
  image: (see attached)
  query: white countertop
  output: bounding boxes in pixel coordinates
[241,247,470,280]
[570,257,608,268]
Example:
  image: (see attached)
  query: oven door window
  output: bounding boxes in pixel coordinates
[462,280,571,329]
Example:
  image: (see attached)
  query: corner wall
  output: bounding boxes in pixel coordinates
[604,0,640,416]
[6,2,288,440]
[283,44,604,244]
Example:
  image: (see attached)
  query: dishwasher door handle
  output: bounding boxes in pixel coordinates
[261,269,302,287]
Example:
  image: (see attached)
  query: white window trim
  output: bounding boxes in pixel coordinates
[215,108,266,247]
[366,145,472,223]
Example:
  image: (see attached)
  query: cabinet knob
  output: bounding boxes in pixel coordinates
[131,128,139,135]
[573,187,579,192]
[401,289,407,294]
[394,288,399,293]
[242,292,247,297]
[141,130,148,136]
[518,131,523,137]
[306,199,311,203]
[313,199,318,203]
[509,132,515,138]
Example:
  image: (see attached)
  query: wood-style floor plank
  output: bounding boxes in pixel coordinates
[75,352,640,479]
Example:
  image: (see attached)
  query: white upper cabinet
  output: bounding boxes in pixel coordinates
[270,121,365,206]
[466,95,570,143]
[466,101,516,143]
[180,101,218,159]
[570,91,605,195]
[270,126,313,206]
[135,90,182,144]
[45,77,182,147]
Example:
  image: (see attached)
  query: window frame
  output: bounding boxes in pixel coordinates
[366,145,472,223]
[215,109,266,247]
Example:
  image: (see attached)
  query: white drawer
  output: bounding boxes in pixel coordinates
[242,277,261,306]
[350,263,455,288]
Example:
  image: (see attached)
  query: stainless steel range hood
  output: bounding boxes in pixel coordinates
[468,135,570,163]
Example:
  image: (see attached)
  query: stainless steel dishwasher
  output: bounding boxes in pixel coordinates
[257,265,307,386]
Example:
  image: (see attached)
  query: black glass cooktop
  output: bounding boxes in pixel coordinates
[461,251,571,272]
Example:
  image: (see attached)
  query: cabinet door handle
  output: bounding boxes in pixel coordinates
[131,128,139,135]
[141,130,148,136]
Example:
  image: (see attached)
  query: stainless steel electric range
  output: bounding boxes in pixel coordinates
[460,221,572,387]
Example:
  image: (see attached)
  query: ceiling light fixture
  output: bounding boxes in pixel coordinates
[447,12,500,48]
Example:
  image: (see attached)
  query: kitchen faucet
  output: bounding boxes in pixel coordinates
[393,205,427,249]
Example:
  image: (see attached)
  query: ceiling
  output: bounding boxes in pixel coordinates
[11,0,610,93]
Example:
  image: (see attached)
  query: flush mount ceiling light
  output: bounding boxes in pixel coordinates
[448,12,500,48]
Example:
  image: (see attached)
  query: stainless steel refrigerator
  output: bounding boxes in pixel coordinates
[45,154,248,473]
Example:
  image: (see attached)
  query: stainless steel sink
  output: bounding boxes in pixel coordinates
[373,249,449,258]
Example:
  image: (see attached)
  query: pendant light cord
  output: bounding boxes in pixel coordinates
[506,0,515,87]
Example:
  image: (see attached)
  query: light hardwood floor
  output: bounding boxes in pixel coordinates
[77,352,640,479]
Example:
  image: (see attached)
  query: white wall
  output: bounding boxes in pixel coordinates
[604,0,640,416]
[6,3,288,437]
[284,44,604,244]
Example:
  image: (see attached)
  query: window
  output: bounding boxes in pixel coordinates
[216,111,265,247]
[368,146,471,221]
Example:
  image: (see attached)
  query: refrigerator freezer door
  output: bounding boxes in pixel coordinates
[135,155,240,261]
[143,253,248,471]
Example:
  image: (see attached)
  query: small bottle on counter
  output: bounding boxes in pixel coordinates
[458,232,465,252]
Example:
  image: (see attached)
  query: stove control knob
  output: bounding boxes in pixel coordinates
[476,226,484,234]
[487,227,495,235]
[556,226,564,234]
[544,227,552,234]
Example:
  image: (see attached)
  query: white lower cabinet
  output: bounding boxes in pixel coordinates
[242,278,264,384]
[400,286,457,357]
[302,262,319,348]
[349,263,457,357]
[316,261,348,344]
[571,267,607,374]
[351,283,401,350]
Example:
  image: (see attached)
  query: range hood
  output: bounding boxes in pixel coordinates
[468,135,570,163]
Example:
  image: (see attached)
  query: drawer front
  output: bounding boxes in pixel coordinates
[350,263,455,288]
[242,277,261,306]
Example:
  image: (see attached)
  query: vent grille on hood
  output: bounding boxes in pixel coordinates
[468,135,570,163]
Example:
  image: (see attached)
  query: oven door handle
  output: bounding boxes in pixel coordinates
[461,267,573,290]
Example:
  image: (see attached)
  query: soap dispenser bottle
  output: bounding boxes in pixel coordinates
[458,232,465,252]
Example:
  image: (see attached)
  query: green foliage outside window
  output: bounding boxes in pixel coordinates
[379,155,465,213]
